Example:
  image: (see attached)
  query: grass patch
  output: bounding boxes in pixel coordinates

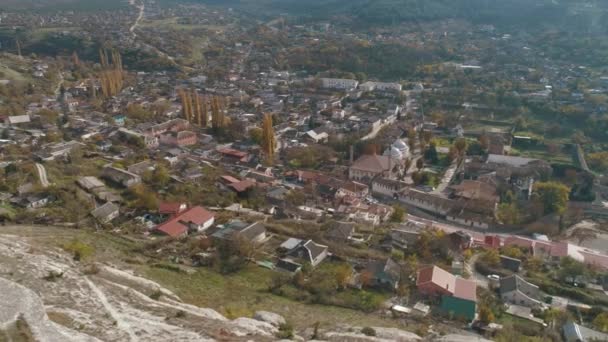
[142,264,397,329]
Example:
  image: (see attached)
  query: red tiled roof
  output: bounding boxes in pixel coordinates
[417,265,456,293]
[220,175,240,184]
[158,202,187,215]
[351,154,390,173]
[155,206,214,238]
[454,278,477,302]
[229,180,256,193]
[218,148,248,158]
[504,236,535,249]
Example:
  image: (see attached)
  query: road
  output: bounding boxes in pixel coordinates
[431,161,458,195]
[53,72,64,97]
[129,0,145,38]
[35,163,50,188]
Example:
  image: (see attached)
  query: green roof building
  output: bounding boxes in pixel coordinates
[440,295,476,321]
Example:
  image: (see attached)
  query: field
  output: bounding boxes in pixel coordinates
[0,63,26,82]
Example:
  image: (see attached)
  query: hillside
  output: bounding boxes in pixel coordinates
[199,0,608,31]
[0,0,128,12]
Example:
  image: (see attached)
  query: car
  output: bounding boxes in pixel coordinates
[487,274,500,281]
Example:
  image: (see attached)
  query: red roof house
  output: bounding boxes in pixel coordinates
[155,206,215,238]
[416,265,477,302]
[158,202,188,216]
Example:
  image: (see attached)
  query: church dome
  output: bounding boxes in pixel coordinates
[385,146,404,160]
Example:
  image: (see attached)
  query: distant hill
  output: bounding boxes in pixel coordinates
[198,0,608,32]
[0,0,128,12]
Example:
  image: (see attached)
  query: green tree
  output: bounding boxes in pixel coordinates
[497,203,521,224]
[424,142,438,164]
[532,182,570,215]
[390,205,407,222]
[249,127,263,144]
[479,305,495,324]
[481,249,500,267]
[593,312,608,332]
[151,165,170,187]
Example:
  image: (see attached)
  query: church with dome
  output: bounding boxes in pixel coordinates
[384,139,410,161]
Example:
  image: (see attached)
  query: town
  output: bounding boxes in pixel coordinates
[0,0,608,341]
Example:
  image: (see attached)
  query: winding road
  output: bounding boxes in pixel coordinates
[129,0,145,38]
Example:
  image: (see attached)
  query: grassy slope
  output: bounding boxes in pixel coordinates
[0,226,400,331]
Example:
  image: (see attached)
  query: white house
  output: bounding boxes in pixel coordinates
[321,78,359,90]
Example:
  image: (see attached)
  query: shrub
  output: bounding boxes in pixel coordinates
[149,290,162,300]
[277,323,294,339]
[361,327,376,336]
[62,239,94,261]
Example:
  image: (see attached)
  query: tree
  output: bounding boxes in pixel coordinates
[497,203,521,225]
[479,305,495,324]
[424,142,438,164]
[501,245,523,259]
[261,113,277,163]
[249,127,263,144]
[416,158,424,171]
[333,264,353,289]
[478,134,490,150]
[571,228,597,246]
[151,165,170,187]
[532,182,570,215]
[453,138,468,158]
[481,249,500,267]
[593,312,608,332]
[390,205,407,223]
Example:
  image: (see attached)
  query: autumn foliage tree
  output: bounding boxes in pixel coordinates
[99,48,124,97]
[261,113,277,163]
[179,89,209,127]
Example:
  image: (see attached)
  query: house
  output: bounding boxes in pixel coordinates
[155,206,215,238]
[102,166,142,187]
[34,141,85,161]
[372,178,408,198]
[6,114,31,126]
[321,78,359,90]
[160,130,197,147]
[304,129,329,144]
[127,160,156,176]
[77,176,106,193]
[499,275,543,308]
[217,148,250,164]
[212,221,267,244]
[349,154,393,182]
[417,266,476,301]
[325,221,356,242]
[363,258,401,290]
[386,228,420,250]
[416,265,477,320]
[563,321,608,342]
[359,81,402,92]
[91,202,119,223]
[276,258,303,273]
[500,255,522,272]
[285,239,329,267]
[158,202,188,216]
[13,194,52,209]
